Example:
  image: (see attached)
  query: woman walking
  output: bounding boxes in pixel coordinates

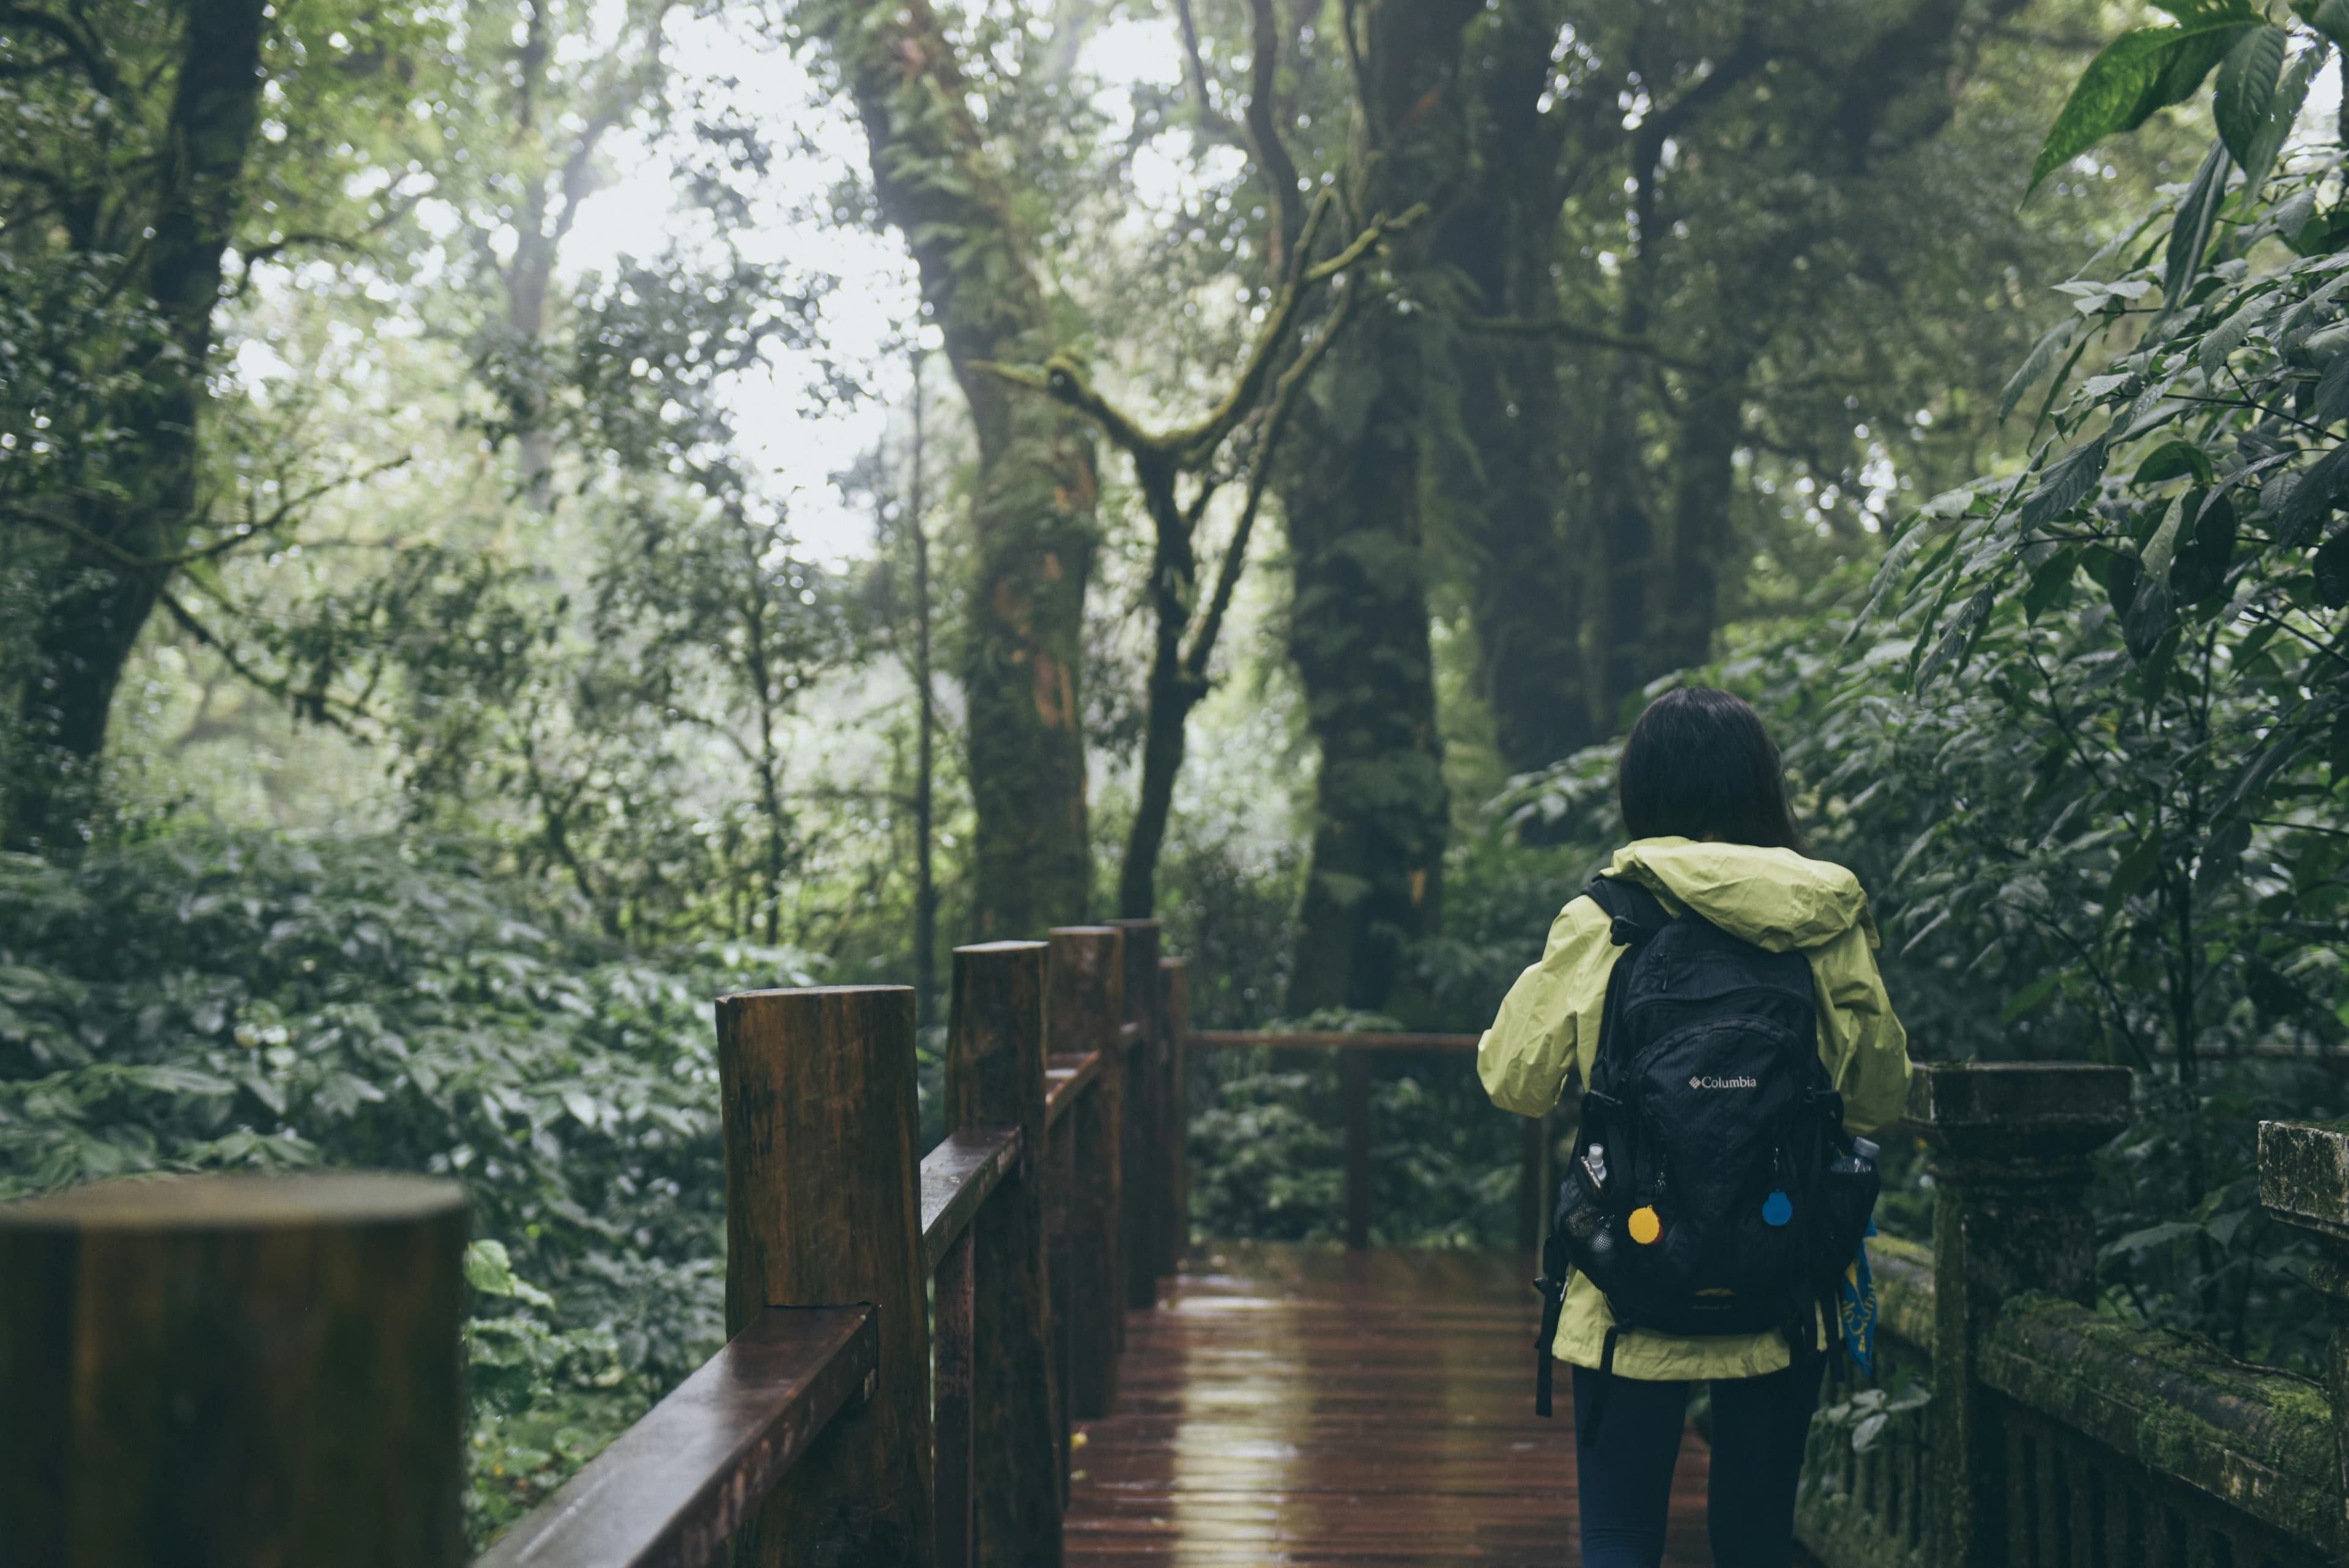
[1479,686,1911,1568]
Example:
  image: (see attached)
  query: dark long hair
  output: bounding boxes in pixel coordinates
[1617,687,1808,853]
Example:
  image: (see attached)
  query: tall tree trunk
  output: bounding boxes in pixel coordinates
[1277,0,1481,1015]
[1644,374,1751,677]
[1441,1,1589,776]
[8,0,270,849]
[809,0,1099,940]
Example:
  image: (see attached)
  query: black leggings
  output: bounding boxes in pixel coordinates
[1570,1359,1824,1568]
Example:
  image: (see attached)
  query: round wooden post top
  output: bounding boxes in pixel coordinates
[2,1170,471,1567]
[0,1170,466,1230]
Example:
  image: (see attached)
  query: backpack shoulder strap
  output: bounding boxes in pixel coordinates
[1581,875,1671,948]
[1581,877,1667,1099]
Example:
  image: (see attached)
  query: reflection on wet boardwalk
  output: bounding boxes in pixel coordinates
[1066,1243,1714,1565]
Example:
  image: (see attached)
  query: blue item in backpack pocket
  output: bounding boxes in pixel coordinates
[1838,1219,1880,1378]
[1761,1189,1792,1227]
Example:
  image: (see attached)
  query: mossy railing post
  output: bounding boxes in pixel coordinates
[1161,954,1191,1265]
[949,942,1061,1567]
[0,1173,468,1567]
[719,984,931,1566]
[1912,1061,2131,1568]
[1049,926,1125,1418]
[1108,918,1165,1309]
[2257,1117,2349,1558]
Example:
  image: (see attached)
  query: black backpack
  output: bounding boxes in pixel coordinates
[1532,875,1878,1432]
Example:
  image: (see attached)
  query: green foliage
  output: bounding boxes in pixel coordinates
[0,828,818,1537]
[2028,7,2265,193]
[1489,95,2349,1354]
[1187,1009,1524,1248]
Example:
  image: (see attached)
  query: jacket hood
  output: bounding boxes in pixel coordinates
[1604,837,1877,953]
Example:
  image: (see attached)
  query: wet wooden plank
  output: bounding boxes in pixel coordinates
[1065,1243,1716,1565]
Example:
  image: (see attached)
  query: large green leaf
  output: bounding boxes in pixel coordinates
[2001,321,2078,421]
[2315,528,2349,606]
[2132,439,2215,486]
[2165,141,2234,308]
[2213,25,2289,168]
[2313,346,2349,426]
[2277,441,2349,546]
[2199,291,2279,375]
[2301,0,2349,48]
[2125,497,2186,656]
[2235,39,2323,202]
[2020,434,2111,530]
[2000,972,2064,1024]
[2030,14,2262,194]
[2170,491,2240,604]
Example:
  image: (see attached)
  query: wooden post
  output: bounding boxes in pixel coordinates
[1160,956,1190,1270]
[1047,1102,1075,1504]
[1342,1046,1373,1250]
[1107,918,1163,1310]
[0,1172,467,1567]
[933,1227,976,1568]
[1048,927,1124,1419]
[1913,1062,2131,1568]
[2257,1118,2349,1559]
[949,942,1061,1568]
[719,984,932,1567]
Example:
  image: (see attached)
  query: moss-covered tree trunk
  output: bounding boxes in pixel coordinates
[806,1,1099,939]
[1278,0,1483,1015]
[7,0,271,850]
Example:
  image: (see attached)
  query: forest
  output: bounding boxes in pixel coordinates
[4,0,2347,1542]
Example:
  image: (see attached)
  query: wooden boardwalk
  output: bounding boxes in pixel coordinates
[1066,1243,1715,1565]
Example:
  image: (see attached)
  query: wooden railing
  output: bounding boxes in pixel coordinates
[1794,1062,2349,1568]
[1187,1027,1558,1249]
[0,920,1193,1568]
[20,955,2349,1568]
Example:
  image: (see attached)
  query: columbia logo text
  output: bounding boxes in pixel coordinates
[1688,1075,1759,1090]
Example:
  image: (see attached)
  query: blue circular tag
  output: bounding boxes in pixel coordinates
[1762,1191,1794,1227]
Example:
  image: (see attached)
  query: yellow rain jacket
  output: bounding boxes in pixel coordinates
[1478,836,1912,1381]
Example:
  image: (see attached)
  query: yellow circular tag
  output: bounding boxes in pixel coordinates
[1628,1206,1661,1246]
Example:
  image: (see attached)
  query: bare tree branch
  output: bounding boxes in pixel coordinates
[157,589,366,736]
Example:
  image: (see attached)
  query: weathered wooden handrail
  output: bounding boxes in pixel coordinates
[477,927,1159,1568]
[24,946,2349,1568]
[1044,1047,1102,1126]
[473,1307,879,1568]
[920,1124,1022,1274]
